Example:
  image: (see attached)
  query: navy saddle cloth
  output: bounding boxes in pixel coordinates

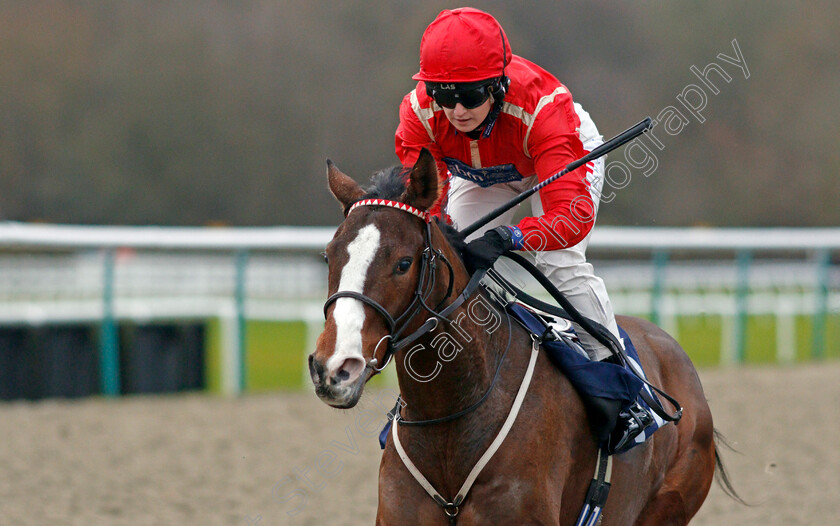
[507,303,668,452]
[507,303,643,405]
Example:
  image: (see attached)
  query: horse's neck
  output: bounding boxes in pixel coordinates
[393,224,509,420]
[394,288,508,422]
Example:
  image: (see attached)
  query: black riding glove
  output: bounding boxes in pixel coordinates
[462,226,515,274]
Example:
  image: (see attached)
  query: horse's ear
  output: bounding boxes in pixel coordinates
[401,148,439,211]
[327,159,365,209]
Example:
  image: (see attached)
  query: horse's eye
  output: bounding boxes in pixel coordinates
[395,257,413,274]
[321,252,329,265]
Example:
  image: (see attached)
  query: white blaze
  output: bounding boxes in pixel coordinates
[327,224,381,372]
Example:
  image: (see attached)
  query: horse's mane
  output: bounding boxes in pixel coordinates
[340,165,408,216]
[363,165,411,201]
[346,164,467,258]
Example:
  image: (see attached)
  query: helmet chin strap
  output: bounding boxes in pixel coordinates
[465,96,503,140]
[480,99,503,138]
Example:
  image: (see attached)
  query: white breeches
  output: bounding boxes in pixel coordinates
[446,155,619,361]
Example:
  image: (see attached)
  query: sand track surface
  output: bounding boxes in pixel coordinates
[1,362,838,525]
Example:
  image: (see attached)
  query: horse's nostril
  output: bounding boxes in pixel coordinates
[329,356,366,385]
[308,354,325,384]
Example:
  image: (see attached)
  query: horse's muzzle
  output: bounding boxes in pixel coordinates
[308,353,368,408]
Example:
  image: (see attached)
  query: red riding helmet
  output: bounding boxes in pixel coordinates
[413,7,512,83]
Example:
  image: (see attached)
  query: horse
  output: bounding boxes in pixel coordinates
[308,149,729,525]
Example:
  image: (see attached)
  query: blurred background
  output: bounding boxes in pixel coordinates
[1,0,838,227]
[1,3,839,525]
[0,1,838,394]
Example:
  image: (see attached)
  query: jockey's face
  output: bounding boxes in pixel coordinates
[442,98,493,133]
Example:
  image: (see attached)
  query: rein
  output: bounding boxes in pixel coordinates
[323,198,513,427]
[323,199,467,375]
[395,305,512,427]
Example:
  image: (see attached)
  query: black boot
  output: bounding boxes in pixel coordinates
[578,393,623,447]
[608,401,655,454]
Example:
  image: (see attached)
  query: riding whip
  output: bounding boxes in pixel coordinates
[460,117,653,237]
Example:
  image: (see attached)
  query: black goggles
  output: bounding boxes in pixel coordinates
[427,82,494,109]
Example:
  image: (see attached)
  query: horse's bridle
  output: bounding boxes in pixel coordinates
[322,198,457,374]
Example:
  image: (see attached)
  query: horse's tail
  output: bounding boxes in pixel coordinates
[713,429,749,505]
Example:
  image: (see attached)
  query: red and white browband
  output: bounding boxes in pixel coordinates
[348,199,430,222]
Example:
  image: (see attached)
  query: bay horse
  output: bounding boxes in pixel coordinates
[309,149,728,525]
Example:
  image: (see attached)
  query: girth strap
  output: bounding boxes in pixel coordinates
[575,448,613,526]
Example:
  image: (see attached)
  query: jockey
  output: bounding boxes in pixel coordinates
[396,7,617,362]
[395,7,653,451]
